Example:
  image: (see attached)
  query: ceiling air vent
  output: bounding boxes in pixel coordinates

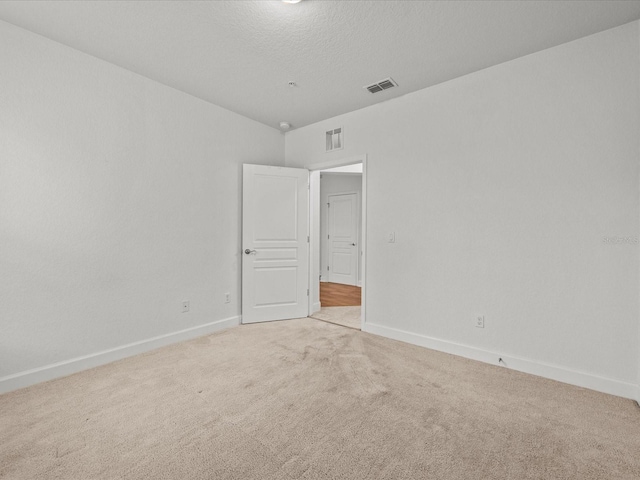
[364,77,398,94]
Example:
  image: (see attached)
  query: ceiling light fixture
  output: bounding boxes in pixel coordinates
[281,0,302,4]
[279,122,291,131]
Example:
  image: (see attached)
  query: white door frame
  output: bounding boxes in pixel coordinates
[306,154,367,329]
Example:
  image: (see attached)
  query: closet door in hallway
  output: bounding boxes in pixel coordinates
[327,193,358,286]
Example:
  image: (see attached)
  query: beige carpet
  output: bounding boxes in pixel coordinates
[310,306,361,330]
[1,318,639,480]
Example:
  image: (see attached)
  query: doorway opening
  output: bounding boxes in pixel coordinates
[307,156,366,331]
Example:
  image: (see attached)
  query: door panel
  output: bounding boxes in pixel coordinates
[254,267,298,306]
[242,164,309,324]
[328,193,358,285]
[331,250,352,276]
[253,175,298,240]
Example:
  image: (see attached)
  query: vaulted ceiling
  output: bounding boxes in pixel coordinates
[1,1,639,130]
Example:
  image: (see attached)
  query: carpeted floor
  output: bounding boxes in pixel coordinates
[310,306,361,330]
[1,318,639,479]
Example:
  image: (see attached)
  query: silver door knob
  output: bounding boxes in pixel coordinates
[244,249,257,255]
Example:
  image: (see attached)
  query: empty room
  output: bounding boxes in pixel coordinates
[2,1,640,478]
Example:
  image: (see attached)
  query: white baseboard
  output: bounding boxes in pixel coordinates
[362,322,638,401]
[0,316,241,395]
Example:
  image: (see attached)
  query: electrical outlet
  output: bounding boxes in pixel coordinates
[182,301,190,313]
[225,293,230,304]
[475,316,484,328]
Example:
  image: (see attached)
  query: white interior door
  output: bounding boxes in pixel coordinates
[242,164,309,324]
[327,193,358,286]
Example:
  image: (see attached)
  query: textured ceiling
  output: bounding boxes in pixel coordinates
[1,1,640,130]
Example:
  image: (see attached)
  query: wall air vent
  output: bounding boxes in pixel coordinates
[326,127,343,152]
[364,77,398,94]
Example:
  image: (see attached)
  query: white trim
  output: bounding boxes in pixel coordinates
[360,156,367,330]
[311,302,321,314]
[0,316,240,395]
[306,154,367,330]
[357,280,362,287]
[321,172,362,177]
[637,19,640,408]
[362,322,638,400]
[305,155,366,172]
[307,169,321,316]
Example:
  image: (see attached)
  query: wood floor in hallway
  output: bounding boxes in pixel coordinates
[320,282,361,306]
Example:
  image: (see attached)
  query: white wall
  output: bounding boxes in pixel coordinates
[320,173,363,284]
[0,21,284,389]
[286,22,640,399]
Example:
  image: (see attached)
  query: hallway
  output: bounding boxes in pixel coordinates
[319,282,361,307]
